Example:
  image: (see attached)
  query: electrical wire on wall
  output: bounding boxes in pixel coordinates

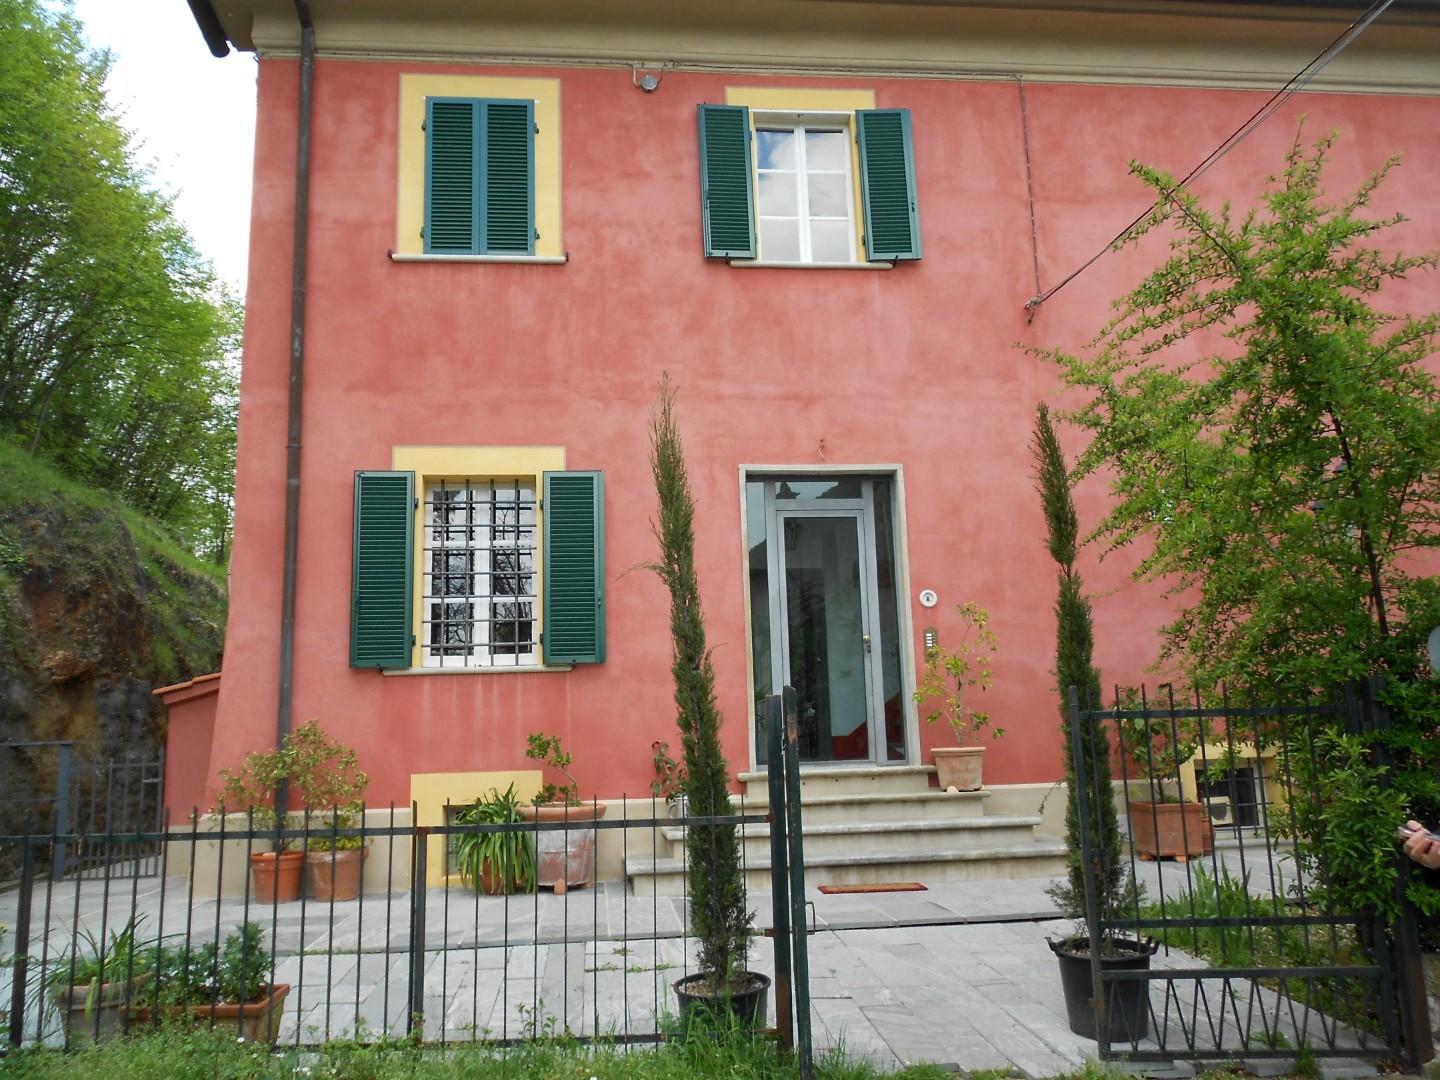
[1023,0,1396,319]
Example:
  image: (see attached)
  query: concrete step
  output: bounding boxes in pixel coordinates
[735,789,988,824]
[659,815,1044,862]
[625,840,1069,897]
[738,764,938,799]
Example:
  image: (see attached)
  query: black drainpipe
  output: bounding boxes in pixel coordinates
[276,0,315,811]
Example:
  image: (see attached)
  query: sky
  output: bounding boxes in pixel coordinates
[64,0,258,293]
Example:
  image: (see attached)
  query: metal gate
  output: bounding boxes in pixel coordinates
[1071,677,1432,1067]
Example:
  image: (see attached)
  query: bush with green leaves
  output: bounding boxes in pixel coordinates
[138,922,272,1007]
[524,732,580,806]
[452,784,536,895]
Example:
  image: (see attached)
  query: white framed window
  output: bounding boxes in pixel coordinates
[755,120,857,265]
[422,479,536,668]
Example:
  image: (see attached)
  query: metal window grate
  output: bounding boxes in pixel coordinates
[423,479,536,668]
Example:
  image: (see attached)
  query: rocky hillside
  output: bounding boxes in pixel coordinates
[0,440,227,837]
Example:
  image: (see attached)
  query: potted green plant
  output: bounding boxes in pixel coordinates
[651,739,687,819]
[649,375,766,1026]
[453,784,536,895]
[1033,403,1155,1043]
[47,915,153,1045]
[287,719,370,902]
[132,922,290,1043]
[215,745,301,904]
[518,732,607,894]
[912,601,1004,791]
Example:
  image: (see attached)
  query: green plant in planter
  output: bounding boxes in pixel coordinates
[912,601,1003,744]
[214,744,294,845]
[525,732,580,806]
[140,922,271,1007]
[453,784,536,895]
[650,739,686,804]
[287,719,369,850]
[46,914,153,1012]
[648,374,753,1000]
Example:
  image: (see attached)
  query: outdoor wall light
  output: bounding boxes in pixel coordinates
[918,588,938,609]
[632,64,664,92]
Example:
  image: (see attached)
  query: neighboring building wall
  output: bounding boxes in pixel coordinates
[209,54,1440,806]
[156,673,222,822]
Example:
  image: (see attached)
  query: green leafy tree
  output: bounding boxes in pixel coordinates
[1034,403,1133,934]
[0,0,239,561]
[648,374,752,993]
[1039,131,1440,691]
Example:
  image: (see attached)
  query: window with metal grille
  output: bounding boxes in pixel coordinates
[423,480,536,667]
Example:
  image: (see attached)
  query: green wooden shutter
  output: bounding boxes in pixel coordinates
[482,100,535,255]
[542,471,605,664]
[425,97,534,255]
[697,104,755,258]
[425,98,478,254]
[857,109,921,261]
[351,471,415,669]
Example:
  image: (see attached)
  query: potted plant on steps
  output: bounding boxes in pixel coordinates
[132,922,290,1043]
[519,732,606,895]
[913,601,1004,791]
[1033,403,1156,1043]
[288,719,371,902]
[455,784,536,895]
[648,375,767,1027]
[215,744,302,904]
[1118,693,1214,863]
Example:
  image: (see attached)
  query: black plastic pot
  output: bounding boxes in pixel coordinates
[1049,935,1158,1043]
[672,971,771,1028]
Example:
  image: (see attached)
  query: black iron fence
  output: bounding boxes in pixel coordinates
[1070,677,1432,1067]
[1,692,816,1071]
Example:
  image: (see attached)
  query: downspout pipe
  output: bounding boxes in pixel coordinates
[185,0,231,58]
[276,0,315,812]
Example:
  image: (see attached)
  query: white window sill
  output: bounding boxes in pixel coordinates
[388,251,568,265]
[727,259,892,271]
[382,663,573,677]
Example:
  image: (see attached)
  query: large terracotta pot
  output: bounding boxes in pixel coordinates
[250,850,304,904]
[305,847,366,902]
[132,984,291,1044]
[518,803,607,895]
[52,973,151,1046]
[1128,800,1214,862]
[932,746,985,791]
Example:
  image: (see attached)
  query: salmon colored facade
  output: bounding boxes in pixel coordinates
[192,1,1440,812]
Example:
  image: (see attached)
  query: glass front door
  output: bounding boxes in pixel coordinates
[747,476,907,766]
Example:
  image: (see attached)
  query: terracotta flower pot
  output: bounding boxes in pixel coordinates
[518,803,607,895]
[305,847,366,902]
[1128,800,1214,862]
[52,973,152,1045]
[250,851,304,904]
[932,746,985,791]
[131,983,292,1044]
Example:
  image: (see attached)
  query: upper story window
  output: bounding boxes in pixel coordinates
[698,89,921,266]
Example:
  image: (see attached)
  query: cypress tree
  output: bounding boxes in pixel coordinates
[1033,403,1131,931]
[649,374,752,990]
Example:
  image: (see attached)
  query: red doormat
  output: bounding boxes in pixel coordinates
[817,883,927,894]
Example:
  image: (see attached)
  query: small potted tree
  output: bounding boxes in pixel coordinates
[1033,403,1155,1043]
[649,375,766,1026]
[912,601,1003,791]
[287,720,370,902]
[518,732,606,894]
[215,745,301,904]
[454,784,536,895]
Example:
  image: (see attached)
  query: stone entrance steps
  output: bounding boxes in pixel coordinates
[624,764,1067,897]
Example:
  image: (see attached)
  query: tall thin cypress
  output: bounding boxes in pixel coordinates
[1033,403,1130,931]
[649,374,752,990]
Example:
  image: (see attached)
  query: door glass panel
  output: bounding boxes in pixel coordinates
[773,479,862,501]
[872,480,907,761]
[783,515,869,762]
[746,480,773,766]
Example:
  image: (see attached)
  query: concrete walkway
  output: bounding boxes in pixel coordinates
[0,847,1395,1075]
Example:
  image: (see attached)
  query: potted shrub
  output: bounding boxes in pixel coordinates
[454,783,536,895]
[1118,696,1213,863]
[518,732,607,894]
[215,745,302,904]
[651,739,687,819]
[1033,403,1156,1043]
[287,720,370,902]
[649,376,767,1026]
[133,922,290,1043]
[912,601,1004,791]
[47,915,153,1045]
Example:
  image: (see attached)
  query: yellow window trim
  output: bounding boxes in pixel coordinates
[392,445,566,670]
[724,87,877,264]
[396,74,562,259]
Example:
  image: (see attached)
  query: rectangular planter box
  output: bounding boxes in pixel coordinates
[131,983,291,1043]
[1128,800,1214,861]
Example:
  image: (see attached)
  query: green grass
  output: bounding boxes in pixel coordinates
[0,1024,955,1080]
